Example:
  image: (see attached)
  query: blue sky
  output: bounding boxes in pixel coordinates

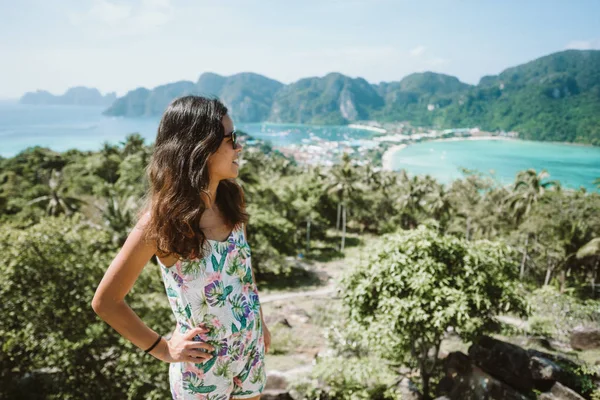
[1,0,599,98]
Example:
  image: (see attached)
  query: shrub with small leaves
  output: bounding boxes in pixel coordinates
[291,355,400,400]
[0,215,172,399]
[527,286,600,342]
[340,226,528,398]
[268,324,300,355]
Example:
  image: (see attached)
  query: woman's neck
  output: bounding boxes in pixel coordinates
[203,180,220,210]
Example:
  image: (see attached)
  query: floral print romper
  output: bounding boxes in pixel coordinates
[158,223,266,399]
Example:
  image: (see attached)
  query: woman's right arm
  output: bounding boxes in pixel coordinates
[91,213,214,362]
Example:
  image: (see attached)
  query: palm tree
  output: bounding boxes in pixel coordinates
[543,244,566,286]
[445,168,499,240]
[513,219,537,280]
[298,174,324,255]
[96,142,122,184]
[526,190,594,290]
[396,175,417,229]
[94,187,139,246]
[326,153,361,252]
[236,157,260,201]
[506,169,558,226]
[424,183,453,233]
[576,238,600,297]
[594,177,600,190]
[27,169,84,216]
[361,162,381,189]
[120,133,146,157]
[369,171,398,232]
[396,172,433,230]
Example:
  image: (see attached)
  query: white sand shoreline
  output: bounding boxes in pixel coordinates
[429,136,516,144]
[381,144,407,170]
[347,124,387,133]
[381,136,516,171]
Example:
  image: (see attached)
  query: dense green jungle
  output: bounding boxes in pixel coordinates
[1,133,599,399]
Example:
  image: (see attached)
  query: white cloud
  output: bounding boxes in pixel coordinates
[429,57,448,67]
[69,0,174,36]
[291,46,397,60]
[143,0,172,7]
[408,46,448,68]
[565,39,600,50]
[409,45,426,57]
[69,0,131,27]
[273,45,453,84]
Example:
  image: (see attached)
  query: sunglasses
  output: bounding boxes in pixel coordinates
[225,130,238,149]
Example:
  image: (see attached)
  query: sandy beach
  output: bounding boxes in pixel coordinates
[381,144,407,170]
[381,136,516,171]
[347,124,387,133]
[429,136,517,144]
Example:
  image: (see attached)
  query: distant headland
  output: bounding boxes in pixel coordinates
[20,87,116,107]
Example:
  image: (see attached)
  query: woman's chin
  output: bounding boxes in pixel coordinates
[230,164,240,178]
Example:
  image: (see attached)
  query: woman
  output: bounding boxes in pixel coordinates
[92,96,270,399]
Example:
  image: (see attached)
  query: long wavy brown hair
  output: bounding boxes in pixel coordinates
[141,96,248,260]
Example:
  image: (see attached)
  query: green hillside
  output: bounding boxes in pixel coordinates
[20,87,116,106]
[104,73,282,123]
[212,72,283,122]
[433,50,600,144]
[269,73,384,124]
[101,49,600,145]
[372,72,472,125]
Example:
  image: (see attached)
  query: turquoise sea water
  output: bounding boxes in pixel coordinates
[0,102,375,156]
[389,139,600,191]
[0,103,160,156]
[1,102,599,190]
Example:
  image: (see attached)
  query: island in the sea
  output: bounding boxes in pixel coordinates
[20,87,116,107]
[20,49,600,146]
[101,49,600,146]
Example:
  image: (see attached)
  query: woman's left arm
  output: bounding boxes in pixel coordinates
[244,224,271,353]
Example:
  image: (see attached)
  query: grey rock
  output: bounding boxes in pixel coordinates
[570,326,600,351]
[444,338,595,399]
[469,336,592,396]
[449,364,530,400]
[548,381,585,400]
[397,377,422,400]
[264,314,292,328]
[445,351,471,375]
[289,309,311,324]
[266,371,289,390]
[283,305,312,324]
[527,349,587,394]
[441,352,530,400]
[527,336,554,351]
[261,389,294,400]
[468,336,534,393]
[529,355,574,392]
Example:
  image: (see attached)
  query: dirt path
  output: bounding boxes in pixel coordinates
[261,285,336,304]
[264,236,373,383]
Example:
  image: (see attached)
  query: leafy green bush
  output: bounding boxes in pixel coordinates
[0,216,173,399]
[528,316,554,337]
[291,356,400,400]
[268,324,300,355]
[246,203,296,277]
[528,286,600,341]
[340,226,528,398]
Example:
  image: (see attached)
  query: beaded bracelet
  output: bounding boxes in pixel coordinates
[144,334,162,354]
